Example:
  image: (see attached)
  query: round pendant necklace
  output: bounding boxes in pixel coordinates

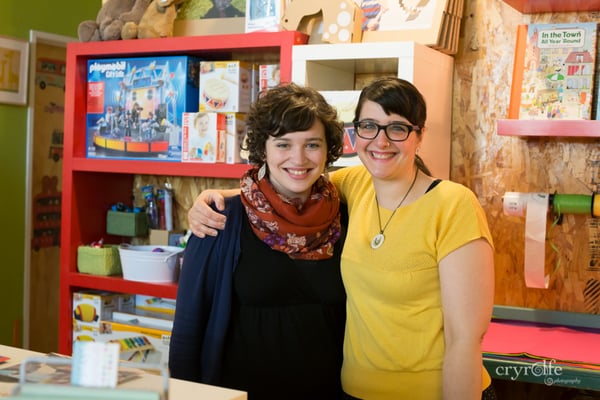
[371,169,419,249]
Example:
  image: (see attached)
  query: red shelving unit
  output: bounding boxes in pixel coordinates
[59,31,308,355]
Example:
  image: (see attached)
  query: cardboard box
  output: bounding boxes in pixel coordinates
[135,295,176,315]
[86,56,201,162]
[320,90,362,167]
[173,0,245,36]
[112,310,174,331]
[73,319,171,368]
[199,61,252,113]
[245,0,284,33]
[149,229,186,247]
[181,112,226,163]
[225,113,248,164]
[250,63,260,104]
[72,291,134,329]
[259,64,280,92]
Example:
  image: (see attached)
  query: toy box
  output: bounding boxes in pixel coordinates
[320,90,362,167]
[86,56,201,162]
[250,63,260,103]
[181,112,226,163]
[72,291,135,329]
[259,64,280,93]
[199,61,252,113]
[225,113,248,164]
[73,319,171,368]
[135,295,176,315]
[245,0,284,33]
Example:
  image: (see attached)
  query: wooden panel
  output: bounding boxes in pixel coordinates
[454,3,600,314]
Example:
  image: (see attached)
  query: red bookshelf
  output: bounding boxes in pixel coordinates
[59,31,308,355]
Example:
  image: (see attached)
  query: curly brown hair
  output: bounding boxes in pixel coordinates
[243,83,344,167]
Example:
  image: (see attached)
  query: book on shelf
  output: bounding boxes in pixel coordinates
[510,22,598,120]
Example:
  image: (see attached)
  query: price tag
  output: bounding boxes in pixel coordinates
[71,341,120,388]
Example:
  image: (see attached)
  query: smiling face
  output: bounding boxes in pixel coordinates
[264,120,327,203]
[194,113,210,137]
[355,100,422,182]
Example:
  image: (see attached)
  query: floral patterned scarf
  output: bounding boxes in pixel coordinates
[240,167,341,260]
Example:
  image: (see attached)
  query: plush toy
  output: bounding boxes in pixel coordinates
[122,0,185,40]
[77,0,152,42]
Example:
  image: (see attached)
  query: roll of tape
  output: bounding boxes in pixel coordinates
[503,192,529,217]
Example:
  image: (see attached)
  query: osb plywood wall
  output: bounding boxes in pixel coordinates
[139,0,600,314]
[453,1,600,313]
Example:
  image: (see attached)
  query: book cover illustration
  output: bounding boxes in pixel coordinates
[519,22,598,120]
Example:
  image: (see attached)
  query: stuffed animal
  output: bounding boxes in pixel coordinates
[122,0,185,40]
[77,0,152,42]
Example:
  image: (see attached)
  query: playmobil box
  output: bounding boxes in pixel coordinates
[181,112,227,163]
[86,55,201,161]
[199,60,252,113]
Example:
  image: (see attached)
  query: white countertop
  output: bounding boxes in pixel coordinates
[0,345,246,400]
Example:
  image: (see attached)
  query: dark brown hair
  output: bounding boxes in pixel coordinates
[244,83,344,167]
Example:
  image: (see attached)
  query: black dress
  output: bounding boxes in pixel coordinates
[220,214,347,399]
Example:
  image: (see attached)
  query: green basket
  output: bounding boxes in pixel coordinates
[106,211,149,237]
[77,245,122,276]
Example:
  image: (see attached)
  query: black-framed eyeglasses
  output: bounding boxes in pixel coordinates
[353,120,420,142]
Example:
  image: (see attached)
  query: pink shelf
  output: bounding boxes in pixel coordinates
[502,0,600,13]
[497,119,600,137]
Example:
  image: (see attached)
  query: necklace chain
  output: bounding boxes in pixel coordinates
[373,168,419,245]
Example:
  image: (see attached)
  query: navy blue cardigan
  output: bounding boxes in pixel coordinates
[169,196,244,384]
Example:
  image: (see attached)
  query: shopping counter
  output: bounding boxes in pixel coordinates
[0,344,246,399]
[483,306,600,390]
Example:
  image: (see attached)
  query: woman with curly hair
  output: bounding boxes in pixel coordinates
[169,83,347,399]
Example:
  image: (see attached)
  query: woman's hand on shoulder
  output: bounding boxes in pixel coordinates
[187,190,228,237]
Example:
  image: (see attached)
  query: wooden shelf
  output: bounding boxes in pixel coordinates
[502,0,600,13]
[497,119,600,137]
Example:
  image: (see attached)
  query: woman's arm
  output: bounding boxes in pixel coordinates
[187,189,240,237]
[439,238,494,400]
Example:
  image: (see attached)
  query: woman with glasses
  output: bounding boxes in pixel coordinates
[187,77,496,400]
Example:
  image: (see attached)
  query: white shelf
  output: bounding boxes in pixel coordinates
[291,42,454,180]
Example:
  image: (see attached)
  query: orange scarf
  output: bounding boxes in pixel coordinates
[240,167,341,260]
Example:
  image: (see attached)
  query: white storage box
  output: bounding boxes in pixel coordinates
[118,245,183,283]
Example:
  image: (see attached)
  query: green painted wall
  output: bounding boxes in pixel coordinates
[0,0,98,345]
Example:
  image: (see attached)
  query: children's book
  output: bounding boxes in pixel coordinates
[516,22,598,120]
